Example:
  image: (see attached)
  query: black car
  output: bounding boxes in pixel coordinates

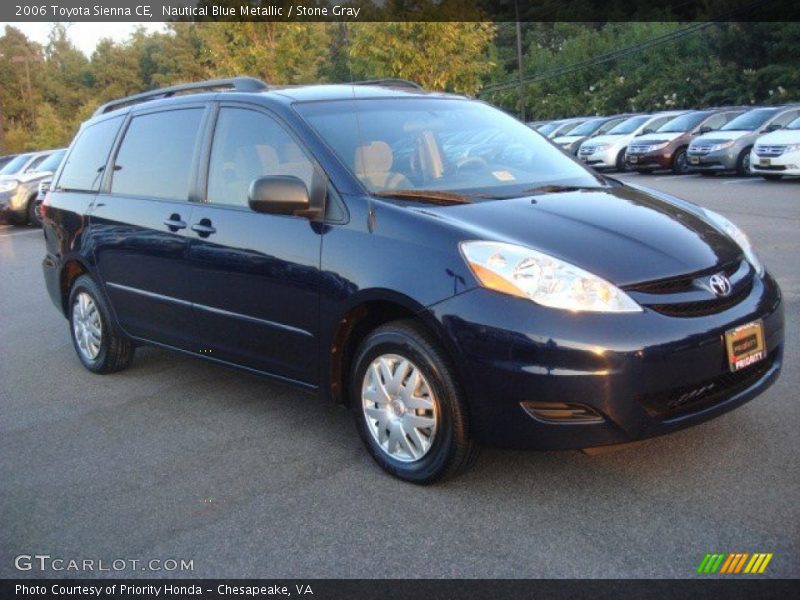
[42,78,784,483]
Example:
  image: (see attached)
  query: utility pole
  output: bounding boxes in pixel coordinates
[514,1,526,122]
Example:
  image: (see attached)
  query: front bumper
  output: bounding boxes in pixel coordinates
[427,274,783,450]
[687,149,739,172]
[578,147,617,169]
[627,151,672,170]
[750,151,800,176]
[0,188,28,223]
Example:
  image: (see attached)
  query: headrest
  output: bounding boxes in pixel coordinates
[354,141,393,175]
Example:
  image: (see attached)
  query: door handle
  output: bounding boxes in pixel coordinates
[164,213,186,231]
[191,218,216,237]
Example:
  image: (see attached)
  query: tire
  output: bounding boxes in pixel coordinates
[736,147,753,176]
[671,148,689,175]
[700,172,716,177]
[27,195,42,227]
[350,319,478,483]
[762,174,783,181]
[615,149,628,172]
[68,275,134,374]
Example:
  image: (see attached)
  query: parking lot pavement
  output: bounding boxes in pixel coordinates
[1,176,798,579]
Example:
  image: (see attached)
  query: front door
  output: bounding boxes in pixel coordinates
[186,106,323,385]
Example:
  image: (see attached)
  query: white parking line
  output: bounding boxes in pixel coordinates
[0,229,41,238]
[722,178,757,185]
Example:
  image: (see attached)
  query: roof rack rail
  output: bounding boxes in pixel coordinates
[350,79,422,90]
[93,77,269,116]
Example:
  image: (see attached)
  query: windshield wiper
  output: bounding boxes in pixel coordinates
[520,184,607,195]
[373,189,473,205]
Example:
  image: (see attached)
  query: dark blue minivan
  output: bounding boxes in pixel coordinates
[42,78,783,482]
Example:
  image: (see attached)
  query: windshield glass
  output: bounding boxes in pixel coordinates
[565,118,605,137]
[657,112,711,133]
[0,153,33,176]
[296,98,601,198]
[721,108,779,131]
[786,116,800,130]
[554,120,584,136]
[34,150,66,173]
[536,121,560,135]
[606,115,650,135]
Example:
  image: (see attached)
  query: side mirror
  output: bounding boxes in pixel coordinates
[248,176,316,217]
[763,123,781,132]
[698,125,712,134]
[641,128,654,135]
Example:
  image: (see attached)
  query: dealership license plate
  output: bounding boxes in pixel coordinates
[629,156,638,163]
[689,156,700,164]
[724,321,766,372]
[760,158,771,166]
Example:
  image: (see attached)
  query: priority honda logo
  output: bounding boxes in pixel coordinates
[697,552,773,574]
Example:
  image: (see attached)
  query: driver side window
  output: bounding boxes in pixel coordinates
[207,108,315,207]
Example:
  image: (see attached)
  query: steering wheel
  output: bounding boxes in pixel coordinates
[455,155,489,173]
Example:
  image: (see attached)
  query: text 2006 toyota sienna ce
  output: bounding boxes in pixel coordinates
[41,78,783,483]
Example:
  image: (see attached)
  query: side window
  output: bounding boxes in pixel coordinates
[25,155,48,172]
[704,114,727,130]
[111,109,203,201]
[647,116,673,131]
[721,112,742,126]
[207,108,316,207]
[58,116,123,192]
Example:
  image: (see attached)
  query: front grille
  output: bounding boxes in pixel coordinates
[754,145,786,157]
[625,261,740,295]
[639,350,776,418]
[578,146,597,156]
[648,281,752,317]
[689,145,713,155]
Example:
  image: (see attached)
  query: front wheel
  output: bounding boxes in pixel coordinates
[615,149,629,172]
[736,147,753,176]
[350,320,478,483]
[27,195,43,227]
[671,148,689,174]
[68,275,134,373]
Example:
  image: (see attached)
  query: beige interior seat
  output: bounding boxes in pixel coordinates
[354,141,411,190]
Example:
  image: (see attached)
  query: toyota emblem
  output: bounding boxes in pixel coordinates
[708,273,732,297]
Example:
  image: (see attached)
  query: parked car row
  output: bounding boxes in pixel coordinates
[0,147,66,226]
[532,104,800,179]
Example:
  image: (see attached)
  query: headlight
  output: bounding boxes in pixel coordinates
[702,209,764,276]
[709,141,735,152]
[785,143,800,152]
[0,180,19,194]
[459,241,642,313]
[592,144,610,152]
[647,142,669,152]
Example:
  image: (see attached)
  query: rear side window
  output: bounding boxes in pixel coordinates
[111,109,203,201]
[58,116,123,192]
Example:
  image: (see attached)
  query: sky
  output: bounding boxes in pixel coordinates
[2,22,166,56]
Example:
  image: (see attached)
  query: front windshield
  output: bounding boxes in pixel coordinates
[0,153,32,176]
[786,116,800,130]
[657,112,711,133]
[565,118,605,137]
[34,150,66,173]
[554,120,585,136]
[296,98,601,198]
[606,115,650,135]
[721,108,779,131]
[537,121,560,136]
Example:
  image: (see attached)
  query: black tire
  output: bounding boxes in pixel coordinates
[350,319,478,483]
[700,171,716,177]
[735,147,753,176]
[762,174,783,181]
[27,195,42,227]
[68,275,134,374]
[671,147,689,175]
[615,149,628,172]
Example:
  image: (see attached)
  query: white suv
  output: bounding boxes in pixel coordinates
[750,115,800,180]
[577,112,685,171]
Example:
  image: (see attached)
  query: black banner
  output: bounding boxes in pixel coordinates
[2,0,799,23]
[3,579,800,600]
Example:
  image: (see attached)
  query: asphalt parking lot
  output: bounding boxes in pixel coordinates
[1,173,798,579]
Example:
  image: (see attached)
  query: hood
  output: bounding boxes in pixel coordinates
[553,135,584,144]
[412,185,741,286]
[631,131,684,144]
[694,130,750,143]
[755,129,800,145]
[0,171,51,185]
[582,133,626,147]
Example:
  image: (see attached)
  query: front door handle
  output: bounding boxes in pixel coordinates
[164,213,186,232]
[191,218,216,237]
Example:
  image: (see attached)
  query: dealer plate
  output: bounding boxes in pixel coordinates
[689,156,700,164]
[724,320,766,372]
[629,156,638,163]
[759,158,771,166]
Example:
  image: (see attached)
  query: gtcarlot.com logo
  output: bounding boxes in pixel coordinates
[697,552,773,574]
[14,554,194,572]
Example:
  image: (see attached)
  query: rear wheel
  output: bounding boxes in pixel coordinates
[736,147,753,176]
[671,148,689,174]
[68,275,134,374]
[350,319,478,483]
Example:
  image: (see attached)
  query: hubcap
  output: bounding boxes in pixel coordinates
[72,292,102,360]
[361,354,437,463]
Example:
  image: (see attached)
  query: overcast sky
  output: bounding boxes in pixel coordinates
[2,22,166,56]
